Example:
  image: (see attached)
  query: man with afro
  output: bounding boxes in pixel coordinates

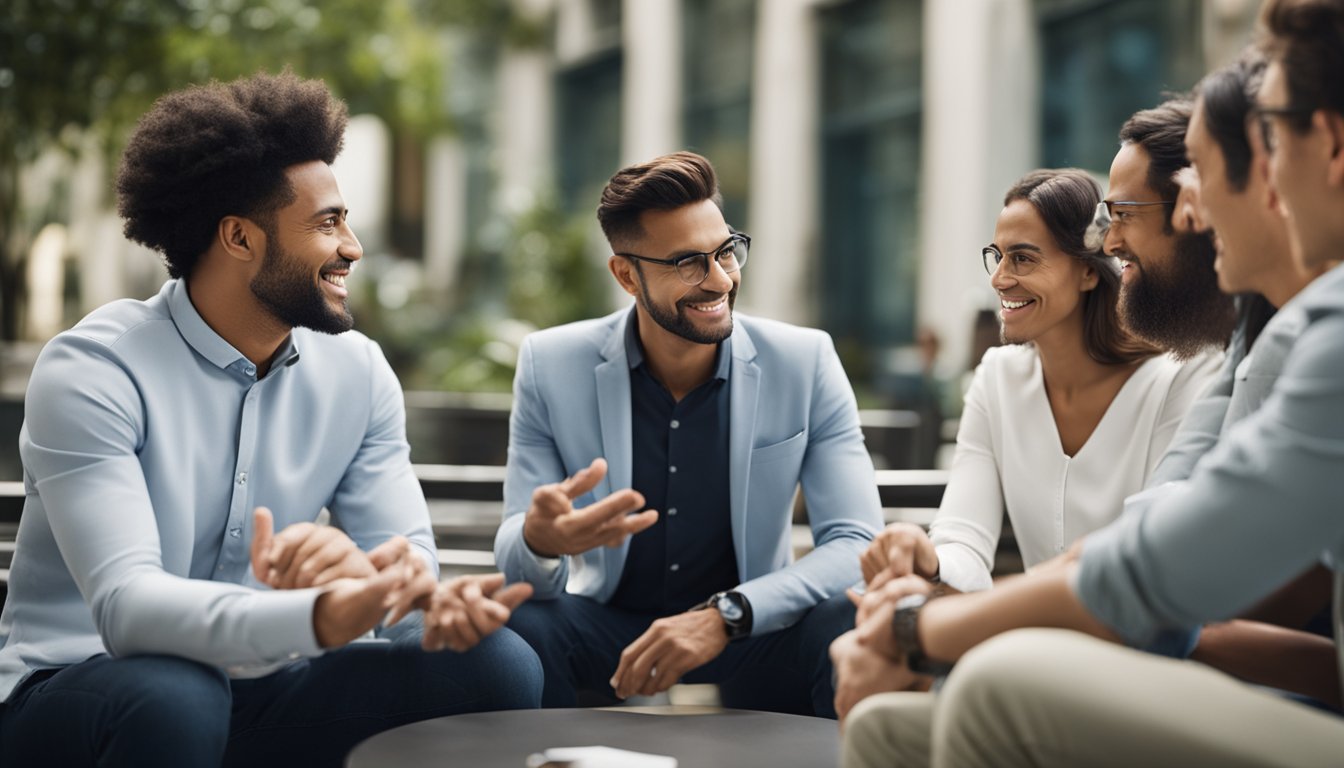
[0,71,542,767]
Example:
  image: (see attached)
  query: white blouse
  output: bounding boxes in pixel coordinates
[930,344,1221,592]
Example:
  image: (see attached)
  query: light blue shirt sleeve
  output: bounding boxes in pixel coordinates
[1076,303,1344,646]
[21,334,323,666]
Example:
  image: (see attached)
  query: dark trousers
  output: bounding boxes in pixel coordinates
[507,592,854,718]
[0,624,542,767]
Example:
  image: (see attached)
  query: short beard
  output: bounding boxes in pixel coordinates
[250,236,353,335]
[634,266,736,345]
[1119,232,1235,359]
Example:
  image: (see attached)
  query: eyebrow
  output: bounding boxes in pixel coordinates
[665,234,735,259]
[309,205,346,221]
[1003,243,1042,253]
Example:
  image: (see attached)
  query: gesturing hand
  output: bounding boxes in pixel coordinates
[609,608,728,700]
[250,507,376,589]
[422,573,534,652]
[860,522,940,586]
[849,572,938,659]
[522,458,659,558]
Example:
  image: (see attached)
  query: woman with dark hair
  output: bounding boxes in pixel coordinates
[857,169,1219,595]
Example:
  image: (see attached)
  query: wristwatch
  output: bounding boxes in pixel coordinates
[697,590,753,641]
[890,593,955,677]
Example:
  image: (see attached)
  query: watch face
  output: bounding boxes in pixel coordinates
[716,595,744,622]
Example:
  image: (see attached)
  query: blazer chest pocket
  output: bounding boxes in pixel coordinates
[751,429,807,466]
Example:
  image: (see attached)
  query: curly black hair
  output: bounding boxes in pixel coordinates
[116,71,348,279]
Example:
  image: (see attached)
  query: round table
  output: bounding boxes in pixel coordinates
[347,706,840,767]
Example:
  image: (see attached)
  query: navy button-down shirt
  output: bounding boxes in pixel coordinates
[609,314,738,615]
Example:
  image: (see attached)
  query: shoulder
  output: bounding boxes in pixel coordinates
[37,293,174,370]
[521,310,625,359]
[735,314,833,359]
[972,344,1037,382]
[1146,349,1222,395]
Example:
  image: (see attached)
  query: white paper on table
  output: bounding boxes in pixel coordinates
[526,745,677,767]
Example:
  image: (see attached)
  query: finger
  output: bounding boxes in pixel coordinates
[467,572,507,596]
[268,526,315,587]
[490,582,534,611]
[847,587,864,608]
[250,507,276,584]
[368,536,410,570]
[566,489,647,533]
[384,564,438,627]
[867,568,895,592]
[612,634,658,699]
[530,484,573,520]
[860,546,883,584]
[593,510,659,548]
[644,651,685,697]
[559,457,608,500]
[293,534,349,589]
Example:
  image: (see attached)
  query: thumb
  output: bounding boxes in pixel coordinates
[368,536,410,571]
[491,582,534,611]
[251,507,275,583]
[561,457,608,499]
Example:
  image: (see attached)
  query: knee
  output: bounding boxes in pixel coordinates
[467,628,544,709]
[843,692,932,768]
[114,656,230,748]
[799,593,857,653]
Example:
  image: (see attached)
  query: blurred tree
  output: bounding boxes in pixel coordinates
[0,0,541,341]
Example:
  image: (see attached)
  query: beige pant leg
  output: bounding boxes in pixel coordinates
[933,628,1344,768]
[842,691,935,768]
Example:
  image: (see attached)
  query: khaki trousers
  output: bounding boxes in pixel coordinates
[843,628,1344,768]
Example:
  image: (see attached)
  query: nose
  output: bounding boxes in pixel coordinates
[989,258,1015,291]
[699,256,734,293]
[1102,220,1124,257]
[339,219,363,262]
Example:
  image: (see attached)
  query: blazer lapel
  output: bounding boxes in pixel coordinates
[728,320,760,574]
[595,313,633,499]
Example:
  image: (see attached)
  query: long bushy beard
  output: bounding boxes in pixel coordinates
[1119,232,1235,359]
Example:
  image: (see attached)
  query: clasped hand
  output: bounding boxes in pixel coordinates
[249,508,532,652]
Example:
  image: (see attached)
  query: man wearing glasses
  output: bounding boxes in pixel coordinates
[495,151,882,717]
[1096,99,1237,358]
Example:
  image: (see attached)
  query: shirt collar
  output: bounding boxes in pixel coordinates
[166,279,301,373]
[622,306,732,381]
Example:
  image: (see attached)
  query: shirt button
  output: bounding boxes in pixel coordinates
[237,472,247,485]
[669,466,677,474]
[669,563,680,572]
[670,420,680,429]
[228,527,242,538]
[667,507,678,517]
[244,366,256,376]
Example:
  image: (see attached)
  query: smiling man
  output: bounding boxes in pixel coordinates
[494,151,882,717]
[0,72,541,767]
[1103,100,1238,358]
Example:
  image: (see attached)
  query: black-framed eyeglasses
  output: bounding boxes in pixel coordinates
[1092,200,1174,232]
[1249,105,1316,153]
[982,245,1044,276]
[616,233,751,285]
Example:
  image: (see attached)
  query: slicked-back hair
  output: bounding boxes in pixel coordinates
[1119,99,1194,233]
[1260,0,1344,133]
[1004,169,1160,366]
[116,71,348,279]
[1195,53,1267,193]
[597,151,724,248]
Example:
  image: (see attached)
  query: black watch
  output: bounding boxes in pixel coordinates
[890,593,955,677]
[698,590,753,641]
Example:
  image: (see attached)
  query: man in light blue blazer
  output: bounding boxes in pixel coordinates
[494,151,882,717]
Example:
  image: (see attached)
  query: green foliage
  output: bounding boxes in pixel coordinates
[502,194,611,331]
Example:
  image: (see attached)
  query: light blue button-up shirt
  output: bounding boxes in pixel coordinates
[0,279,436,701]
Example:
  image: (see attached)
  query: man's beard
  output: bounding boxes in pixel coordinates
[635,270,736,345]
[1119,232,1236,359]
[250,239,354,335]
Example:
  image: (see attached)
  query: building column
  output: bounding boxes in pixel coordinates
[741,0,822,325]
[916,0,1037,373]
[620,0,681,165]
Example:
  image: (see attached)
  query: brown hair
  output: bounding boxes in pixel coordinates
[1259,0,1344,131]
[596,151,723,247]
[1004,169,1160,366]
[1118,99,1194,234]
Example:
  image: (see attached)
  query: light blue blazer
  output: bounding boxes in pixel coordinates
[494,308,882,635]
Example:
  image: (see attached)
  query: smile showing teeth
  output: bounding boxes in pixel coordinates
[322,273,346,288]
[687,299,726,312]
[1001,298,1032,310]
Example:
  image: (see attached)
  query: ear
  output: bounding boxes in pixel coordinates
[1080,262,1099,292]
[607,255,641,297]
[1323,110,1344,188]
[218,216,262,263]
